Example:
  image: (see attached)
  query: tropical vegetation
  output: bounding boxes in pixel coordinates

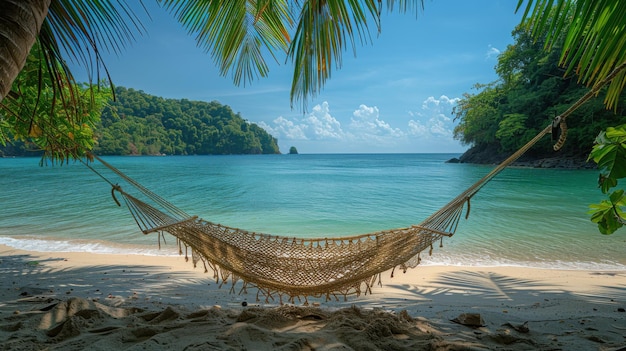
[0,42,110,162]
[1,0,423,161]
[1,86,279,156]
[453,27,626,162]
[94,87,279,155]
[1,0,625,232]
[516,0,626,234]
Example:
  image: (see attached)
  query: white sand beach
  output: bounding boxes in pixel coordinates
[1,244,625,350]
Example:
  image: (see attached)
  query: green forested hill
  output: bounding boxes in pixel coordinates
[94,87,279,155]
[453,28,626,164]
[0,87,280,157]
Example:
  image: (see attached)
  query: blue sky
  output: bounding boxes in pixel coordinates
[75,1,523,154]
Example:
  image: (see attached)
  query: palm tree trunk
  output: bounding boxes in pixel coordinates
[0,0,50,101]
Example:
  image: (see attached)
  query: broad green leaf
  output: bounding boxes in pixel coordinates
[605,125,626,139]
[588,199,624,234]
[599,176,618,194]
[609,189,625,204]
[589,142,615,164]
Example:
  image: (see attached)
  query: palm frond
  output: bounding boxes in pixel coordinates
[2,0,146,161]
[288,0,378,109]
[288,0,424,109]
[160,0,423,110]
[158,0,292,86]
[517,0,626,110]
[41,0,147,90]
[1,41,110,163]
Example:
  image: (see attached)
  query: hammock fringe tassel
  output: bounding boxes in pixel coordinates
[104,113,549,301]
[82,63,623,301]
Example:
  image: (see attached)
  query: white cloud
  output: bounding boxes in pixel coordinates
[258,116,308,140]
[258,97,463,153]
[486,44,501,59]
[349,105,404,142]
[407,119,428,137]
[258,102,346,142]
[408,95,460,138]
[303,102,346,140]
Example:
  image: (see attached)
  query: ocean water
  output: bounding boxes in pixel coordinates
[1,154,624,270]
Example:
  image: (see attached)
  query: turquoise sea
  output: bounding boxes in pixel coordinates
[1,154,624,270]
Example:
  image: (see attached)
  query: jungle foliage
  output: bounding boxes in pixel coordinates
[515,0,626,235]
[0,42,109,162]
[453,28,626,160]
[93,87,279,156]
[1,86,280,156]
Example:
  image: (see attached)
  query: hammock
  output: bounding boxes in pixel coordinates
[84,64,622,302]
[87,125,552,303]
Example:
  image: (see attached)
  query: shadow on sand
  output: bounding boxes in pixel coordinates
[1,252,625,350]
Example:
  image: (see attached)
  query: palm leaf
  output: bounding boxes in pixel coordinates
[41,0,147,92]
[158,0,292,86]
[287,0,423,109]
[161,0,423,110]
[1,0,146,161]
[517,0,626,110]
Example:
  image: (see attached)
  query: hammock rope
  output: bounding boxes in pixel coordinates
[86,121,551,302]
[84,61,624,302]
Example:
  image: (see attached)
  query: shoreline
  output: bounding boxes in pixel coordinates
[2,235,625,272]
[2,244,625,350]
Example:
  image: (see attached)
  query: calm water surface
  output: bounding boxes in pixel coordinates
[1,154,624,269]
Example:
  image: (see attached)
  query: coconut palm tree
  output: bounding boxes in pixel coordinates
[0,0,147,159]
[0,0,143,102]
[1,0,623,160]
[0,0,48,102]
[0,0,423,159]
[2,1,625,233]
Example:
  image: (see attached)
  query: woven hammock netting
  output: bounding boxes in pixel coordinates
[87,63,624,302]
[90,122,553,303]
